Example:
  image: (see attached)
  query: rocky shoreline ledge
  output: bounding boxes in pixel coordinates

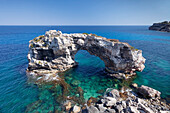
[149,21,170,32]
[63,84,170,113]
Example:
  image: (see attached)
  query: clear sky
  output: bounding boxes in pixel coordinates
[0,0,170,25]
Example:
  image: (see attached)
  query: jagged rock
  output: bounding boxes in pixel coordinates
[27,30,146,80]
[87,97,98,106]
[121,101,126,108]
[138,85,161,98]
[64,101,72,111]
[116,104,123,112]
[109,89,120,99]
[128,106,139,113]
[85,88,169,113]
[131,83,138,89]
[104,109,116,113]
[126,99,132,106]
[88,105,99,113]
[136,98,146,105]
[149,21,170,32]
[105,97,117,107]
[97,104,107,112]
[138,103,154,113]
[159,110,170,113]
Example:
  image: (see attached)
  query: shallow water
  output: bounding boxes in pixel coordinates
[0,26,170,112]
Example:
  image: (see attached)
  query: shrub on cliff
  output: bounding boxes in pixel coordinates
[130,46,138,51]
[30,43,34,48]
[39,35,44,39]
[82,33,89,35]
[106,39,119,42]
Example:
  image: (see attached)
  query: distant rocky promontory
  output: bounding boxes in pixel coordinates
[149,21,170,32]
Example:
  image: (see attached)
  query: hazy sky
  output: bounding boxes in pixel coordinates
[0,0,170,25]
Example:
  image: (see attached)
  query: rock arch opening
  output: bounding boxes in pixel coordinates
[74,50,105,74]
[27,30,145,80]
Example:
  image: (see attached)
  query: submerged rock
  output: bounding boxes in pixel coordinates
[27,30,146,80]
[71,80,81,86]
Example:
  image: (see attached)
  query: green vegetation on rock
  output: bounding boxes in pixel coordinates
[82,33,89,35]
[130,46,138,51]
[30,44,34,48]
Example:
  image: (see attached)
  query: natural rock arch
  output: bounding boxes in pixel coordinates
[27,30,145,79]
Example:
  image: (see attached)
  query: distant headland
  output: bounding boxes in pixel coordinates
[149,21,170,32]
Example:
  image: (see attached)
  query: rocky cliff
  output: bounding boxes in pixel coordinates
[149,21,170,32]
[27,30,145,80]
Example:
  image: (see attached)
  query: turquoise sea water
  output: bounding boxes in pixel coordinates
[0,26,170,112]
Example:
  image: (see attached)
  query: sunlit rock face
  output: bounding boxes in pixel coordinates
[27,30,145,79]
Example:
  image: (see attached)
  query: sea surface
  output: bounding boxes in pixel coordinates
[0,26,170,112]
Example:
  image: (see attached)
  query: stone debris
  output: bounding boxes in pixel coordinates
[62,85,170,113]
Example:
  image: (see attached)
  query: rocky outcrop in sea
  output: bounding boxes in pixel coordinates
[26,30,170,113]
[149,21,170,32]
[27,30,145,81]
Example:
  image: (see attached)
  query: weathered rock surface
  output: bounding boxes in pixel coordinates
[86,86,169,113]
[61,85,170,113]
[149,21,170,32]
[137,85,161,98]
[72,105,81,113]
[27,30,145,80]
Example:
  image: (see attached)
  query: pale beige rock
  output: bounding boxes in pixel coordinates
[73,105,81,113]
[132,83,138,88]
[27,30,146,79]
[65,102,71,111]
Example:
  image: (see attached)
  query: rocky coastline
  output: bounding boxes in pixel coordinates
[26,30,170,112]
[63,84,170,113]
[149,21,170,32]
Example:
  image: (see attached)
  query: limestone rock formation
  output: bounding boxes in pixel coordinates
[63,86,170,113]
[27,30,145,80]
[149,21,170,32]
[137,85,161,98]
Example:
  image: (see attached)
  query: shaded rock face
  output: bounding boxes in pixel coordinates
[137,85,161,98]
[149,21,170,32]
[27,30,145,79]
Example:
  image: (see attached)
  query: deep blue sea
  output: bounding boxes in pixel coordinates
[0,26,170,113]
